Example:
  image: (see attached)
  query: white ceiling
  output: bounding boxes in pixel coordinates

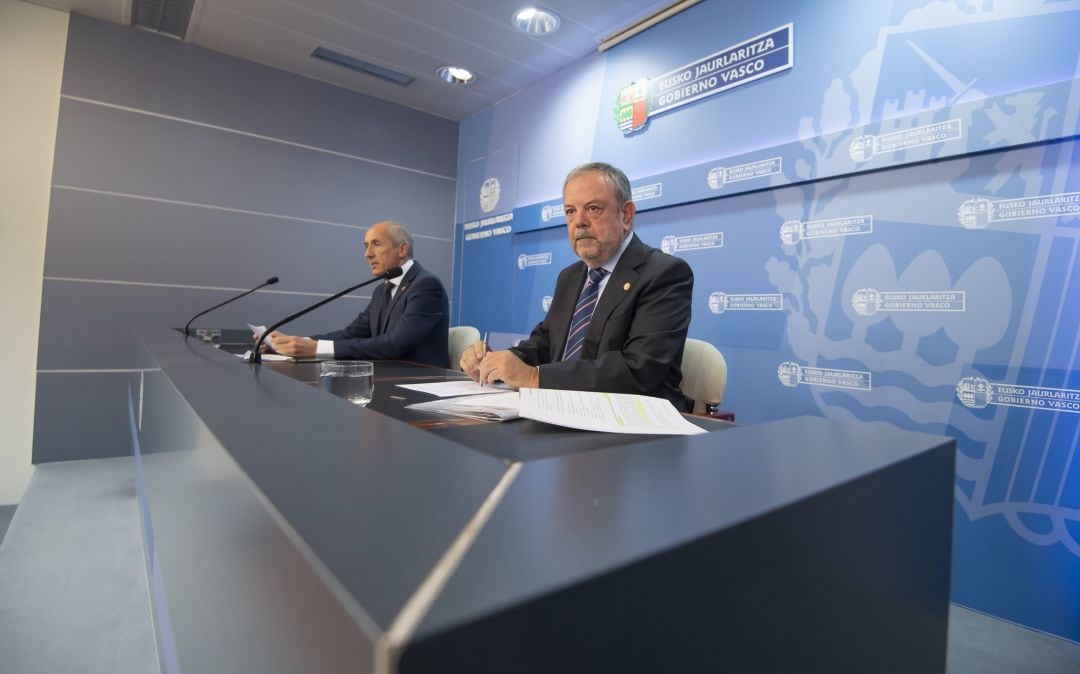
[30,0,681,120]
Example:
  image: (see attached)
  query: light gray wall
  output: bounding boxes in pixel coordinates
[0,0,68,502]
[35,13,458,463]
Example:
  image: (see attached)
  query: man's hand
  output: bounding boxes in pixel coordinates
[460,340,490,381]
[268,332,317,358]
[477,350,539,390]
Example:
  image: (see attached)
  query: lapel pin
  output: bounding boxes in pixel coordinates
[623,282,631,291]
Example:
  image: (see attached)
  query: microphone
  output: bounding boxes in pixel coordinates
[250,266,403,363]
[184,276,279,336]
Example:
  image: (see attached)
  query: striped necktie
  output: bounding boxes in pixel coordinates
[563,267,608,361]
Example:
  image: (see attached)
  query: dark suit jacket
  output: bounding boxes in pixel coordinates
[312,261,450,368]
[509,234,693,411]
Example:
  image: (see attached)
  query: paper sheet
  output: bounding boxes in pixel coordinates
[242,323,324,361]
[237,352,293,362]
[406,391,521,422]
[519,388,706,435]
[397,380,512,397]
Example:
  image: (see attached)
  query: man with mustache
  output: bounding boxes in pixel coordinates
[264,220,450,368]
[461,162,694,410]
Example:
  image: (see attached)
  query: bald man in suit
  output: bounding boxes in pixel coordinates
[266,220,450,368]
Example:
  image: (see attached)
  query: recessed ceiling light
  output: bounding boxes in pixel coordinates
[436,66,475,85]
[513,7,560,35]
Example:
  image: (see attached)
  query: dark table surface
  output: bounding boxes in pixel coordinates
[147,328,956,673]
[258,357,735,462]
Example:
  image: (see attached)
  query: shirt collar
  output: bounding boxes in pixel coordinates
[390,259,414,287]
[598,232,633,275]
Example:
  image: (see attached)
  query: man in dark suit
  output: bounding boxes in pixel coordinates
[266,220,450,368]
[461,162,693,410]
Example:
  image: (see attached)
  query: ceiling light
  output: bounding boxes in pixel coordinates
[513,7,561,35]
[436,66,475,85]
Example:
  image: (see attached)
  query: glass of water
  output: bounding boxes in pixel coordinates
[320,361,374,406]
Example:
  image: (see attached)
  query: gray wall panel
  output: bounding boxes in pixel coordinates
[51,99,455,238]
[33,372,139,463]
[43,187,453,294]
[36,16,458,462]
[61,14,457,177]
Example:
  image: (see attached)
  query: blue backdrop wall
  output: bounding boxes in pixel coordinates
[453,0,1080,642]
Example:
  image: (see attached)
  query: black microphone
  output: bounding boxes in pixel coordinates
[184,276,279,336]
[249,267,403,363]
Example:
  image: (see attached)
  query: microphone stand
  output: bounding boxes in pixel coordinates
[184,276,279,336]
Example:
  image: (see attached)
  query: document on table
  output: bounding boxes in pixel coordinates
[239,352,292,361]
[406,391,521,422]
[519,388,706,435]
[396,380,512,397]
[242,323,326,362]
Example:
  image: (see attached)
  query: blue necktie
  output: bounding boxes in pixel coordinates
[563,268,608,361]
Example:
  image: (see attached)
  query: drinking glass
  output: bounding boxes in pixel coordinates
[320,361,374,406]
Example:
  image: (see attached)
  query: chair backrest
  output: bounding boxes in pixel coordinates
[448,325,481,371]
[680,338,728,414]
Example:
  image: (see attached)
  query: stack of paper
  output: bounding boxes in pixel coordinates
[395,381,512,397]
[405,391,521,422]
[403,384,705,436]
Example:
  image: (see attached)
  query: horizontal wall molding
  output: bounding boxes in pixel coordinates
[43,276,375,299]
[51,185,453,243]
[38,368,156,374]
[61,95,455,181]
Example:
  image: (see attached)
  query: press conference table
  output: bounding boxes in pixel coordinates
[134,326,955,674]
[260,358,734,462]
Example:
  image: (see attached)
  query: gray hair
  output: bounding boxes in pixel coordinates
[378,220,414,258]
[563,162,633,207]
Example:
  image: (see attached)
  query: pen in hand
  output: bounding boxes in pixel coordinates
[479,331,489,387]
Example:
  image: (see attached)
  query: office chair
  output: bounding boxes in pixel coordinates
[681,338,730,418]
[448,325,481,371]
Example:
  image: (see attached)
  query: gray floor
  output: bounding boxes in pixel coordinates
[947,604,1080,674]
[0,457,158,674]
[0,457,1078,674]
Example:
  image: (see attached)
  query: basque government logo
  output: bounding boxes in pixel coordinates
[957,198,992,229]
[780,215,873,245]
[479,178,501,214]
[957,377,1080,413]
[517,252,552,270]
[957,193,1080,229]
[660,232,724,254]
[851,288,965,316]
[707,167,727,189]
[777,361,872,390]
[614,24,793,134]
[707,158,782,190]
[847,120,962,162]
[709,291,783,314]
